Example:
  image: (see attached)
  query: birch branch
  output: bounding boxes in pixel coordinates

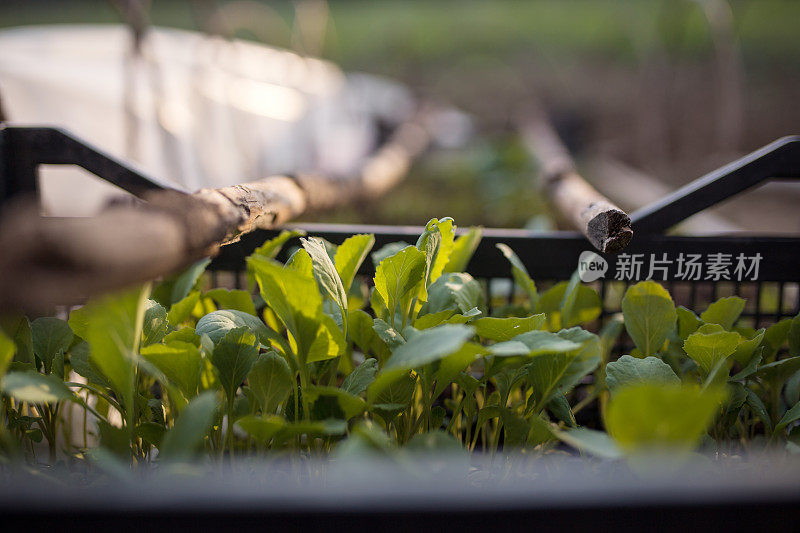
[0,115,429,311]
[518,107,633,253]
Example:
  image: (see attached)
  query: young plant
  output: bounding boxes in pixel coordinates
[0,220,798,476]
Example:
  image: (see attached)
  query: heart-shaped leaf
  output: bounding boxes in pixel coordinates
[606,355,680,394]
[622,281,677,357]
[247,351,294,414]
[211,327,259,406]
[31,317,72,374]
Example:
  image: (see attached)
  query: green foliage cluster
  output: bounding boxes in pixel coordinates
[2,219,800,474]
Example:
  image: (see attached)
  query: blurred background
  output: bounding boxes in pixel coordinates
[0,0,798,231]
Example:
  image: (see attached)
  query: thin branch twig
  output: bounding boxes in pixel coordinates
[518,104,633,253]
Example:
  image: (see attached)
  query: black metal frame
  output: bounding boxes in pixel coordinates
[630,136,800,233]
[1,125,798,322]
[0,125,184,205]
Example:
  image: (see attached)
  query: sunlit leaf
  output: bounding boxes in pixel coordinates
[141,341,202,399]
[605,355,680,394]
[417,218,456,292]
[71,287,148,417]
[621,281,677,357]
[605,383,726,451]
[415,221,442,304]
[373,245,426,328]
[302,236,348,315]
[306,314,346,363]
[205,288,257,316]
[444,227,482,273]
[334,234,375,293]
[683,324,740,377]
[731,329,765,367]
[167,291,201,325]
[700,296,746,330]
[371,241,412,268]
[164,327,201,346]
[285,248,314,276]
[248,256,322,363]
[250,229,306,261]
[0,330,14,379]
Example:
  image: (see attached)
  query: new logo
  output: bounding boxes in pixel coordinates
[578,251,608,282]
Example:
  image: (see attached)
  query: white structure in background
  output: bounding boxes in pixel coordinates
[0,24,414,215]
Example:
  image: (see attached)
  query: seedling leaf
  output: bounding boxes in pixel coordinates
[605,383,726,451]
[1,371,76,404]
[334,234,375,293]
[605,355,680,394]
[141,341,202,399]
[31,317,72,374]
[160,391,217,461]
[621,281,677,357]
[248,351,293,414]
